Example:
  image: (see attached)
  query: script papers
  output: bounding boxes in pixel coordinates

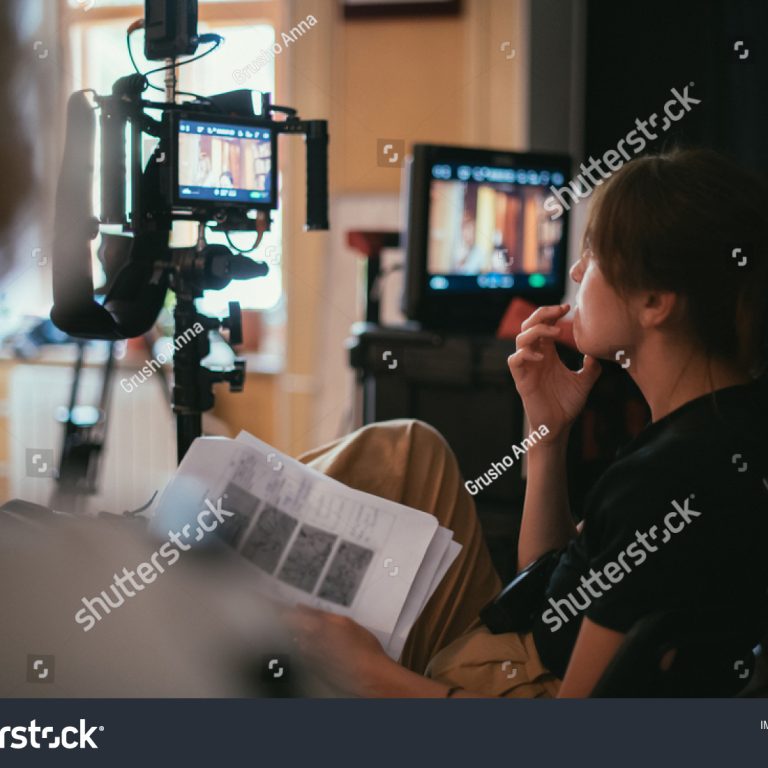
[151,432,461,660]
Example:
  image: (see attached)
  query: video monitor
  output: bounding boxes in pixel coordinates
[174,114,276,209]
[403,144,571,333]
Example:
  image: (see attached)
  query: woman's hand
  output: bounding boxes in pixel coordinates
[507,303,602,441]
[284,606,398,697]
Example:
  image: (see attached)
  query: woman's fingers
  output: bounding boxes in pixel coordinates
[507,348,544,372]
[520,303,570,332]
[515,323,562,351]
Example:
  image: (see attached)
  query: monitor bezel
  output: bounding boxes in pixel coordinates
[171,110,278,212]
[403,143,572,333]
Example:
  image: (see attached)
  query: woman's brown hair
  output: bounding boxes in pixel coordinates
[585,148,768,374]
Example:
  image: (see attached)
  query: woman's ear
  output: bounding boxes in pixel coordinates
[638,290,679,330]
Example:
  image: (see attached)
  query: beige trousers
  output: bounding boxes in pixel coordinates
[298,419,560,698]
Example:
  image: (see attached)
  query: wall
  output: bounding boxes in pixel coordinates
[331,1,529,194]
[279,0,530,454]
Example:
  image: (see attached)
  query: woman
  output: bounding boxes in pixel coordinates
[288,148,768,697]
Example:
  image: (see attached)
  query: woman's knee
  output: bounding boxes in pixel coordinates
[366,419,455,464]
[306,418,461,502]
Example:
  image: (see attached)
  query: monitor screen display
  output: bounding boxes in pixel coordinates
[403,145,571,331]
[177,118,274,205]
[426,162,566,294]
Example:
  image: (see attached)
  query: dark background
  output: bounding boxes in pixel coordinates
[585,0,768,175]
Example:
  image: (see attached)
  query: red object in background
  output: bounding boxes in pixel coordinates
[496,297,577,350]
[347,230,401,325]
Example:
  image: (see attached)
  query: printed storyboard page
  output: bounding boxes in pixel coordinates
[153,435,439,646]
[232,431,439,644]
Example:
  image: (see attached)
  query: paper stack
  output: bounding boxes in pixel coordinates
[151,431,461,660]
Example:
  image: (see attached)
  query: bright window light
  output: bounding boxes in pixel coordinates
[68,15,282,313]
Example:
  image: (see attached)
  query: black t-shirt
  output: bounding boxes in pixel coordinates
[532,378,768,679]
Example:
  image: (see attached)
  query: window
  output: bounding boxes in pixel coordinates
[64,1,284,316]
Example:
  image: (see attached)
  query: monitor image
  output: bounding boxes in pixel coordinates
[175,116,276,207]
[403,144,571,332]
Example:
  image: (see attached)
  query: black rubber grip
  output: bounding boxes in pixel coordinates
[100,98,127,224]
[305,120,329,230]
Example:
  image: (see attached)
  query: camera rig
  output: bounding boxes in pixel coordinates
[50,3,328,486]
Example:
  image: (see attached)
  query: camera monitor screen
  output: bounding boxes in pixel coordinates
[176,117,275,206]
[404,144,571,332]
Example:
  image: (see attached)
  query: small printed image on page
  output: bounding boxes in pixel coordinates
[277,524,338,592]
[217,481,263,547]
[317,541,375,607]
[240,503,298,573]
